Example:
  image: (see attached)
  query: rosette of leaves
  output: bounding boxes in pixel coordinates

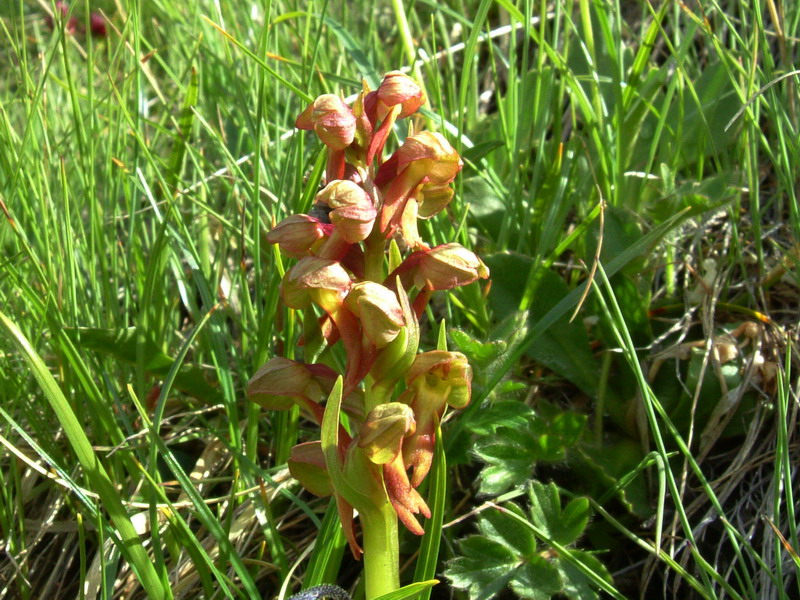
[445,482,612,600]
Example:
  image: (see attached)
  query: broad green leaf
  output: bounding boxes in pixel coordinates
[478,504,536,558]
[485,254,599,398]
[509,558,564,600]
[446,536,519,600]
[527,482,591,546]
[466,401,536,436]
[556,550,613,600]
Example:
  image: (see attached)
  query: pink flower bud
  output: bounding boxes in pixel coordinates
[315,180,376,244]
[266,214,331,258]
[281,257,352,312]
[413,243,489,291]
[295,94,356,151]
[344,282,405,348]
[373,71,426,120]
[90,13,107,37]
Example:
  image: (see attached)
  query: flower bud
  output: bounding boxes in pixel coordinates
[358,403,416,464]
[373,71,426,120]
[296,94,356,150]
[315,180,376,244]
[281,257,352,312]
[266,214,331,258]
[90,12,107,37]
[413,243,489,291]
[247,357,337,422]
[345,282,405,348]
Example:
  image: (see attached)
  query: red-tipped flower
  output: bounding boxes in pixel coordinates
[315,180,377,244]
[296,94,356,150]
[266,214,331,258]
[365,72,426,165]
[375,132,462,237]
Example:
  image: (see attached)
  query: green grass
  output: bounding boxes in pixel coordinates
[1,0,798,598]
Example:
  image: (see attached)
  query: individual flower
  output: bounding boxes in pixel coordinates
[358,403,430,535]
[315,180,376,244]
[296,94,356,150]
[364,72,426,165]
[90,12,107,37]
[266,214,331,258]
[399,351,472,486]
[281,257,352,312]
[344,282,405,348]
[247,357,338,423]
[296,94,357,180]
[375,132,462,237]
[406,243,489,291]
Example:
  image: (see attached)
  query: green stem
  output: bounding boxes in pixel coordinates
[360,501,400,598]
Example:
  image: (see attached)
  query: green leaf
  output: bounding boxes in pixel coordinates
[484,254,599,398]
[556,551,613,600]
[373,580,439,600]
[527,482,590,546]
[446,505,562,600]
[478,503,536,557]
[473,410,586,496]
[473,427,540,496]
[466,401,536,436]
[446,536,519,600]
[450,328,507,365]
[64,327,224,404]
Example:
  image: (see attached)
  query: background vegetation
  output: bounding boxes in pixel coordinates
[1,0,798,598]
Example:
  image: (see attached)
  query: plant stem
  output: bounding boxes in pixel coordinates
[360,501,400,598]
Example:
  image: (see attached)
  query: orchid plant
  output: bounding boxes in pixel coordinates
[248,72,489,598]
